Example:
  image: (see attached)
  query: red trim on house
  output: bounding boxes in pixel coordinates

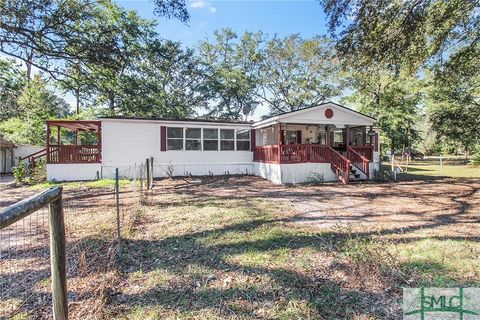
[45,120,102,164]
[160,126,167,151]
[250,129,256,151]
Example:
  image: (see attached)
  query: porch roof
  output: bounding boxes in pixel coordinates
[47,120,101,132]
[0,138,15,149]
[252,102,376,129]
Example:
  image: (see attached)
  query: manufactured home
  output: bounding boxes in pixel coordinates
[27,102,380,184]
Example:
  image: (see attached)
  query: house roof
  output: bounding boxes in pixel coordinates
[253,101,376,128]
[100,116,253,125]
[264,101,376,121]
[0,138,15,148]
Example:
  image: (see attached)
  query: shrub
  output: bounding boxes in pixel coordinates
[305,172,325,185]
[469,147,480,166]
[372,168,395,182]
[12,160,29,182]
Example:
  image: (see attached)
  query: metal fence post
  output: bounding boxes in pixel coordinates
[150,156,154,189]
[115,168,120,240]
[48,190,68,320]
[146,158,150,190]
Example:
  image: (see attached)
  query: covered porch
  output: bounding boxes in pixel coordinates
[46,120,102,164]
[252,104,380,184]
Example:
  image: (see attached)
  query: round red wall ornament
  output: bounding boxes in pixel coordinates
[325,108,334,119]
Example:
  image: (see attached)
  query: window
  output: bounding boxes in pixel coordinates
[220,129,234,150]
[283,130,298,144]
[167,127,183,150]
[236,129,250,151]
[334,132,344,143]
[186,128,201,150]
[203,128,218,151]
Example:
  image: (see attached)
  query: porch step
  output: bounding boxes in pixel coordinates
[349,164,365,181]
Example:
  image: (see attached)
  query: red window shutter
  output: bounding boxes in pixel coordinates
[250,129,256,151]
[296,130,302,144]
[160,126,166,151]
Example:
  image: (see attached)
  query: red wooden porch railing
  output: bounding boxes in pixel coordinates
[347,147,370,179]
[279,144,330,163]
[253,144,351,184]
[47,145,101,163]
[350,145,373,161]
[326,146,350,184]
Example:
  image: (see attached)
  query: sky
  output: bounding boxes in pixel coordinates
[116,0,331,119]
[1,0,332,120]
[118,0,330,48]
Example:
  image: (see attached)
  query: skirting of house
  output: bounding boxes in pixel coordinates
[47,163,101,181]
[254,162,339,184]
[99,162,255,180]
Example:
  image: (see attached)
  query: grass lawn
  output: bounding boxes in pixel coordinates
[29,178,132,190]
[2,165,479,319]
[394,159,480,179]
[106,175,480,319]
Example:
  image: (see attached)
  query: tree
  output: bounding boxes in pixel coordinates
[426,44,480,157]
[0,0,190,81]
[320,0,479,73]
[260,35,340,114]
[198,29,264,120]
[0,58,27,121]
[113,40,205,118]
[344,67,422,153]
[71,2,158,115]
[0,76,70,145]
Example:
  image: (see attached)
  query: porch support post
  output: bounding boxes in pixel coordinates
[97,124,102,163]
[47,122,51,163]
[278,123,282,145]
[345,125,350,148]
[57,126,61,145]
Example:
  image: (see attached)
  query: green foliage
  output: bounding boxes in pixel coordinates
[0,76,70,145]
[470,146,480,166]
[198,29,264,119]
[321,0,479,74]
[0,59,27,121]
[0,0,189,80]
[426,45,480,155]
[344,69,422,153]
[261,35,340,113]
[304,173,325,185]
[12,161,29,182]
[111,40,204,118]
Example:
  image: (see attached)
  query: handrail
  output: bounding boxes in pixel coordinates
[347,146,370,179]
[19,147,47,161]
[350,145,373,161]
[327,146,350,184]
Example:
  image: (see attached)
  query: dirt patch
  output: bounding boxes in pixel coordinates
[151,175,480,240]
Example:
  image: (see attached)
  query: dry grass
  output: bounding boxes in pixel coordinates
[1,170,479,319]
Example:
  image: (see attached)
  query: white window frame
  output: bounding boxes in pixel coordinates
[236,129,250,151]
[202,128,219,151]
[220,128,235,151]
[166,127,184,151]
[185,127,202,151]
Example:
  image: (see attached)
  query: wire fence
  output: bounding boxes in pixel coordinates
[0,163,148,319]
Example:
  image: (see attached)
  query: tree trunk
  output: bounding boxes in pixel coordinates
[26,49,34,80]
[75,88,80,115]
[109,92,115,114]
